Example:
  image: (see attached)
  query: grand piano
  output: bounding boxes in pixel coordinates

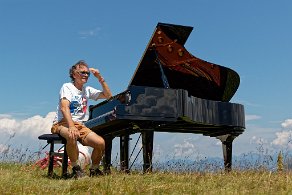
[85,23,245,173]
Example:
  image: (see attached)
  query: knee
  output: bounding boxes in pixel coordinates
[99,137,105,150]
[94,137,105,151]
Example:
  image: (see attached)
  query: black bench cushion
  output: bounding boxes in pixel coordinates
[38,134,66,143]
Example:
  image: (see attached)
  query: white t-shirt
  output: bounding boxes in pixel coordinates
[53,82,101,123]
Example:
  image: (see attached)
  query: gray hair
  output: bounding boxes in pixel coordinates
[69,60,89,82]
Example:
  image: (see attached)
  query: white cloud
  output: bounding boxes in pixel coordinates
[271,130,292,149]
[270,119,292,149]
[173,138,196,157]
[281,119,292,129]
[245,115,261,121]
[0,144,9,153]
[250,136,268,145]
[0,118,17,137]
[0,112,55,138]
[0,114,12,119]
[152,144,164,161]
[79,27,101,39]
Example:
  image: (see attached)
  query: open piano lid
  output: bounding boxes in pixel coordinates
[129,23,240,102]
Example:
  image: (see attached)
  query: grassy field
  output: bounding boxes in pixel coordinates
[1,163,292,194]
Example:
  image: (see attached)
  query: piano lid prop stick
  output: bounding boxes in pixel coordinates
[153,48,170,89]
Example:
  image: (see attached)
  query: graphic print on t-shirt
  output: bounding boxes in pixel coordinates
[69,95,87,116]
[82,96,87,113]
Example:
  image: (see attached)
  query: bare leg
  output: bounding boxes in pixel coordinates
[82,132,105,166]
[59,126,79,163]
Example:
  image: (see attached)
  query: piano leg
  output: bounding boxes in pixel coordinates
[216,134,236,172]
[103,136,113,174]
[120,134,130,173]
[142,131,154,173]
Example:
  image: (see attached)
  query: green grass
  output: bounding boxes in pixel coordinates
[1,163,292,194]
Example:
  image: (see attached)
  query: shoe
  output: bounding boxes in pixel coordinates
[89,168,104,177]
[72,165,86,179]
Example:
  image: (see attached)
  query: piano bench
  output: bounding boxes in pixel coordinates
[38,134,68,178]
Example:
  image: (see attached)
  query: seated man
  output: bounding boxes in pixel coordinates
[51,60,112,178]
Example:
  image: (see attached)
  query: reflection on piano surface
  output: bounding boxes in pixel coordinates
[84,23,245,173]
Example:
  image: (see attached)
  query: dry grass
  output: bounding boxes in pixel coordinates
[1,163,292,194]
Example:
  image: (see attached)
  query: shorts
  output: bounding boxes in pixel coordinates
[51,121,92,143]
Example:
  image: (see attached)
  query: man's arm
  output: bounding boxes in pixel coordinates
[89,68,112,99]
[60,98,80,139]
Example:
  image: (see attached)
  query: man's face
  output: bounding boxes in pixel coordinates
[73,65,90,84]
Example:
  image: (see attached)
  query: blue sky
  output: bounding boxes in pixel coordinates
[1,0,292,162]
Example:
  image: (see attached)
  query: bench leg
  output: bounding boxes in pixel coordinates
[62,144,68,178]
[48,142,55,177]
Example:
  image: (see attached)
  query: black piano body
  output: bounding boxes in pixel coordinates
[84,23,245,173]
